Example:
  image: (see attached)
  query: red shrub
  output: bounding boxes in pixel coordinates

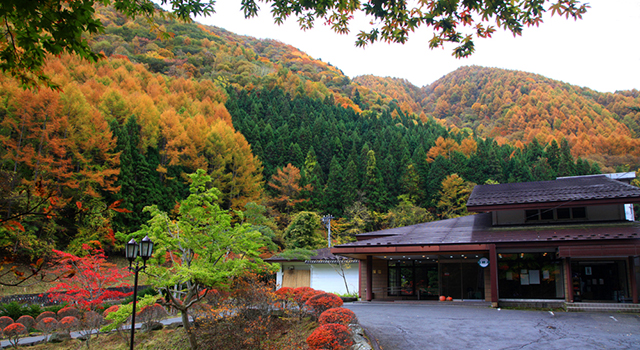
[3,322,28,347]
[136,303,167,325]
[35,317,59,334]
[275,287,294,300]
[318,307,357,325]
[57,306,80,319]
[36,311,57,323]
[0,316,14,330]
[58,316,79,333]
[293,287,320,308]
[80,310,104,329]
[102,305,119,318]
[16,315,35,330]
[305,293,343,317]
[306,323,353,350]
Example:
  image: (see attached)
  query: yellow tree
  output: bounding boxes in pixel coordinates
[204,119,264,210]
[427,136,459,162]
[437,174,476,219]
[268,164,311,213]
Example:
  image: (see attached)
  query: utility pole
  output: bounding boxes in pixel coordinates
[321,214,335,247]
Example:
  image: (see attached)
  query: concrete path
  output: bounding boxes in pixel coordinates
[344,302,640,350]
[0,316,184,348]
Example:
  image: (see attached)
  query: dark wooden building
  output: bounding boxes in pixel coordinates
[331,175,640,308]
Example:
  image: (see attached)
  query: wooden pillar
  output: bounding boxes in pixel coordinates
[629,256,638,304]
[489,244,499,307]
[565,257,573,302]
[366,255,373,301]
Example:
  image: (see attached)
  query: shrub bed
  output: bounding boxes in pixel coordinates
[305,293,343,318]
[306,323,353,350]
[318,307,357,325]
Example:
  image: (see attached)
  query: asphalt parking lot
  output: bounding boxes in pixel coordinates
[345,302,640,350]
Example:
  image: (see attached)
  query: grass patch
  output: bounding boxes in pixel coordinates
[26,328,190,350]
[20,316,317,350]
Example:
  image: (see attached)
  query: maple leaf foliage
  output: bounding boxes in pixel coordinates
[45,242,132,311]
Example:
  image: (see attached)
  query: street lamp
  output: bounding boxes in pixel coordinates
[321,214,334,247]
[125,235,154,350]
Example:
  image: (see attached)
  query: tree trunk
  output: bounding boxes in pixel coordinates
[181,308,198,350]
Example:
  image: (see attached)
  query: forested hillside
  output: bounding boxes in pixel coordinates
[0,5,636,263]
[0,53,263,258]
[356,67,640,169]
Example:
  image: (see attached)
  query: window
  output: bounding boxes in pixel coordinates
[525,207,587,223]
[572,207,586,219]
[498,252,564,299]
[525,209,539,221]
[388,260,439,298]
[557,208,571,219]
[540,209,554,220]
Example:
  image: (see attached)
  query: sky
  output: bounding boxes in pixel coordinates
[189,0,640,93]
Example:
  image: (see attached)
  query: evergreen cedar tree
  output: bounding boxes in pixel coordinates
[0,0,588,88]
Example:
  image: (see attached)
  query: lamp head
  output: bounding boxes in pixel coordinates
[125,238,138,262]
[139,235,154,260]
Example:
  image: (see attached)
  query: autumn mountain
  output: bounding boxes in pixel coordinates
[355,67,640,168]
[1,4,639,259]
[90,4,640,169]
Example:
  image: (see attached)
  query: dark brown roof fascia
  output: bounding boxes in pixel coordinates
[331,244,491,255]
[467,197,640,212]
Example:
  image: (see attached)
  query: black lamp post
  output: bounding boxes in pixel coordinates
[125,235,154,350]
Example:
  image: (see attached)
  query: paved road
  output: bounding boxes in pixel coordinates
[345,302,640,350]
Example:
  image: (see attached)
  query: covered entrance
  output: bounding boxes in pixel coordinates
[386,253,487,300]
[571,260,629,302]
[441,261,485,300]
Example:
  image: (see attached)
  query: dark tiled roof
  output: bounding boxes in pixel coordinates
[267,247,350,262]
[334,213,640,248]
[467,176,640,211]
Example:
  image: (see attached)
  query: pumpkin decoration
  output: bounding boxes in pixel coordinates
[446,296,453,301]
[439,296,446,301]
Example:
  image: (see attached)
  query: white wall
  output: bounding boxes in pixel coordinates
[310,264,359,295]
[276,261,359,295]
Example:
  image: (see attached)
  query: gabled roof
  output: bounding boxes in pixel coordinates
[332,213,640,250]
[466,175,640,212]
